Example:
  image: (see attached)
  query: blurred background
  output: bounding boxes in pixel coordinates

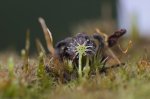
[0,0,149,52]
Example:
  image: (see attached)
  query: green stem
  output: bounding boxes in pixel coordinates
[78,54,82,80]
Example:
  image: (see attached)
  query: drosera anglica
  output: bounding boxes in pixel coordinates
[38,17,127,82]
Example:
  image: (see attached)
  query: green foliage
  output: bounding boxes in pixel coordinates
[37,52,53,90]
[64,60,74,72]
[7,57,14,77]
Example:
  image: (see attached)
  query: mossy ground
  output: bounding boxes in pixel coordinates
[0,38,149,99]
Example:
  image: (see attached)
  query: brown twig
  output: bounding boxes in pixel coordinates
[22,29,30,72]
[35,38,46,56]
[38,17,55,56]
[95,28,121,64]
[117,40,132,54]
[25,29,30,57]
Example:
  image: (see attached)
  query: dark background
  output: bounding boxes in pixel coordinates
[0,0,117,52]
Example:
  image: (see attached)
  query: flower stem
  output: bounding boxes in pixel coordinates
[78,54,82,80]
